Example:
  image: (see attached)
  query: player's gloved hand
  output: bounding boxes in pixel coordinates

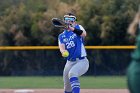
[62,50,69,57]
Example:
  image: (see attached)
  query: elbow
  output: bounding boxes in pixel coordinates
[81,31,87,37]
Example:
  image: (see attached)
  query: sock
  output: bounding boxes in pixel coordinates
[70,77,80,93]
[64,91,72,93]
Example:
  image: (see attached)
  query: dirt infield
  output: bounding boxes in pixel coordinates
[0,89,129,93]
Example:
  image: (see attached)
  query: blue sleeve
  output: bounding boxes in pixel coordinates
[58,34,64,44]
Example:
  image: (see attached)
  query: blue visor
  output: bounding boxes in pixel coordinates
[64,17,75,21]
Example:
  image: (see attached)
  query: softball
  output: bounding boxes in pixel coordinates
[62,50,69,57]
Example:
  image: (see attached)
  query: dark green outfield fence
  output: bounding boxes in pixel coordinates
[0,46,134,76]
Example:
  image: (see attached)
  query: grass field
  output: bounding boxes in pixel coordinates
[0,76,127,89]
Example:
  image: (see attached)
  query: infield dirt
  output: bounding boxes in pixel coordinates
[0,89,129,93]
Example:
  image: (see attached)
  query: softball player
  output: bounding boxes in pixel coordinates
[127,12,140,93]
[58,13,89,93]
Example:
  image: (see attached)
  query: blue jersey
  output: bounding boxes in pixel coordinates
[58,25,87,61]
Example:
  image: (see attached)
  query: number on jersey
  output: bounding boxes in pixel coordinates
[66,41,75,49]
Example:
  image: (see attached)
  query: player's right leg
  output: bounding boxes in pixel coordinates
[63,61,75,93]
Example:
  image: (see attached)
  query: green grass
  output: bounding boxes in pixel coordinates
[0,76,127,89]
[80,76,127,89]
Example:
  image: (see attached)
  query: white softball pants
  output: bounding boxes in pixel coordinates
[63,57,89,92]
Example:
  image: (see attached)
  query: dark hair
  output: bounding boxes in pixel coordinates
[65,12,77,21]
[66,12,75,16]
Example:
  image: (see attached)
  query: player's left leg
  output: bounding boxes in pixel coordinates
[68,57,89,93]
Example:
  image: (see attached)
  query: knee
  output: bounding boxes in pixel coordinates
[68,71,78,79]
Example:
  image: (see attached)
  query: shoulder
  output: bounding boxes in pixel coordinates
[58,32,66,39]
[79,25,85,31]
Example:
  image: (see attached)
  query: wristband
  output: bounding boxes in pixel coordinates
[73,28,83,35]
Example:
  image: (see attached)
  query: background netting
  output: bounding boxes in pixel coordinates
[0,47,133,76]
